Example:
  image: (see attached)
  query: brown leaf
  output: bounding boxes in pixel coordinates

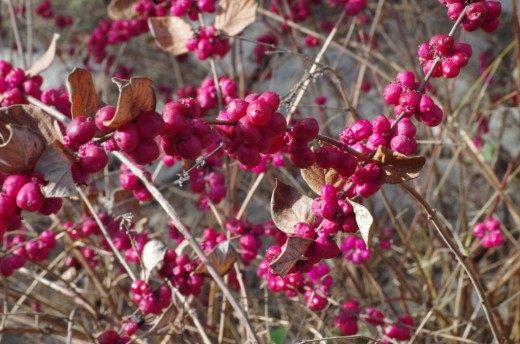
[214,0,257,36]
[148,17,193,56]
[107,0,137,20]
[196,241,239,276]
[67,68,102,119]
[142,240,167,274]
[0,125,45,174]
[110,189,140,219]
[373,145,426,184]
[271,180,314,234]
[301,165,347,195]
[0,104,63,174]
[104,77,156,129]
[269,236,313,276]
[35,141,77,198]
[348,199,373,246]
[26,33,60,77]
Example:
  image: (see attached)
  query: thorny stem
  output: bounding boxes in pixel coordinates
[401,182,506,344]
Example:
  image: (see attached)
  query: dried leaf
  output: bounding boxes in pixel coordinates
[142,240,167,274]
[67,68,102,119]
[301,165,347,195]
[0,104,63,174]
[26,33,60,76]
[269,236,313,276]
[104,77,156,129]
[195,241,239,276]
[215,0,257,36]
[270,180,314,234]
[35,141,77,198]
[107,0,137,20]
[0,125,45,174]
[348,199,373,246]
[148,17,193,56]
[110,189,140,219]
[373,145,426,184]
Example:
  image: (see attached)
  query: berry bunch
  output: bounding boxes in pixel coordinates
[40,87,72,117]
[197,77,238,112]
[130,280,172,315]
[158,249,205,296]
[0,60,43,106]
[340,235,372,265]
[186,26,231,60]
[189,169,226,209]
[334,299,360,335]
[378,226,394,250]
[217,92,287,167]
[35,0,53,18]
[119,164,153,202]
[284,117,320,168]
[439,0,502,32]
[303,263,333,311]
[254,33,278,64]
[170,0,218,19]
[200,227,226,251]
[327,0,367,15]
[418,34,473,78]
[384,315,414,341]
[383,71,444,127]
[473,217,504,248]
[225,218,264,263]
[64,246,99,269]
[311,185,359,235]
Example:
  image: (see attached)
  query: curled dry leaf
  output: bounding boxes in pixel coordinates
[301,164,347,195]
[104,77,156,129]
[215,0,257,36]
[195,241,239,276]
[26,33,60,77]
[270,180,314,234]
[348,199,374,246]
[148,17,193,56]
[0,104,63,174]
[67,68,102,119]
[373,145,426,184]
[107,0,137,20]
[35,141,77,198]
[142,240,167,275]
[270,236,313,276]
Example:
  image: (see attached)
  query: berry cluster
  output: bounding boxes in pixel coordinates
[35,0,74,28]
[0,60,43,106]
[197,77,238,112]
[340,235,372,265]
[225,218,264,263]
[378,226,394,250]
[418,34,473,78]
[384,315,414,341]
[217,92,287,167]
[473,217,504,248]
[169,0,217,19]
[311,184,359,235]
[284,118,321,168]
[200,227,226,251]
[97,329,129,344]
[160,98,218,160]
[383,71,443,127]
[189,169,226,209]
[40,87,72,117]
[439,0,502,32]
[119,164,153,202]
[186,26,231,60]
[327,0,367,15]
[334,299,360,335]
[158,249,205,296]
[130,280,172,315]
[254,33,278,64]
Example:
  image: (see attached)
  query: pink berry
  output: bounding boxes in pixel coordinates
[16,182,44,211]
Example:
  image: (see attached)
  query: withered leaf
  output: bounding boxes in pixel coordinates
[301,164,346,195]
[373,145,426,184]
[104,77,156,129]
[67,68,102,119]
[0,125,45,174]
[270,180,314,234]
[35,141,77,198]
[195,241,239,276]
[26,33,60,77]
[215,0,257,36]
[110,189,140,219]
[269,236,313,276]
[142,240,167,274]
[107,0,137,20]
[148,17,193,56]
[348,199,373,246]
[0,105,63,174]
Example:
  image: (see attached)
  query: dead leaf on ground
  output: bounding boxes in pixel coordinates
[373,145,426,184]
[348,199,374,246]
[148,17,193,56]
[215,0,257,36]
[301,164,346,195]
[67,68,102,119]
[195,241,239,276]
[269,236,313,276]
[270,180,314,234]
[107,0,137,20]
[35,141,77,198]
[142,240,167,275]
[104,77,156,129]
[26,33,60,77]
